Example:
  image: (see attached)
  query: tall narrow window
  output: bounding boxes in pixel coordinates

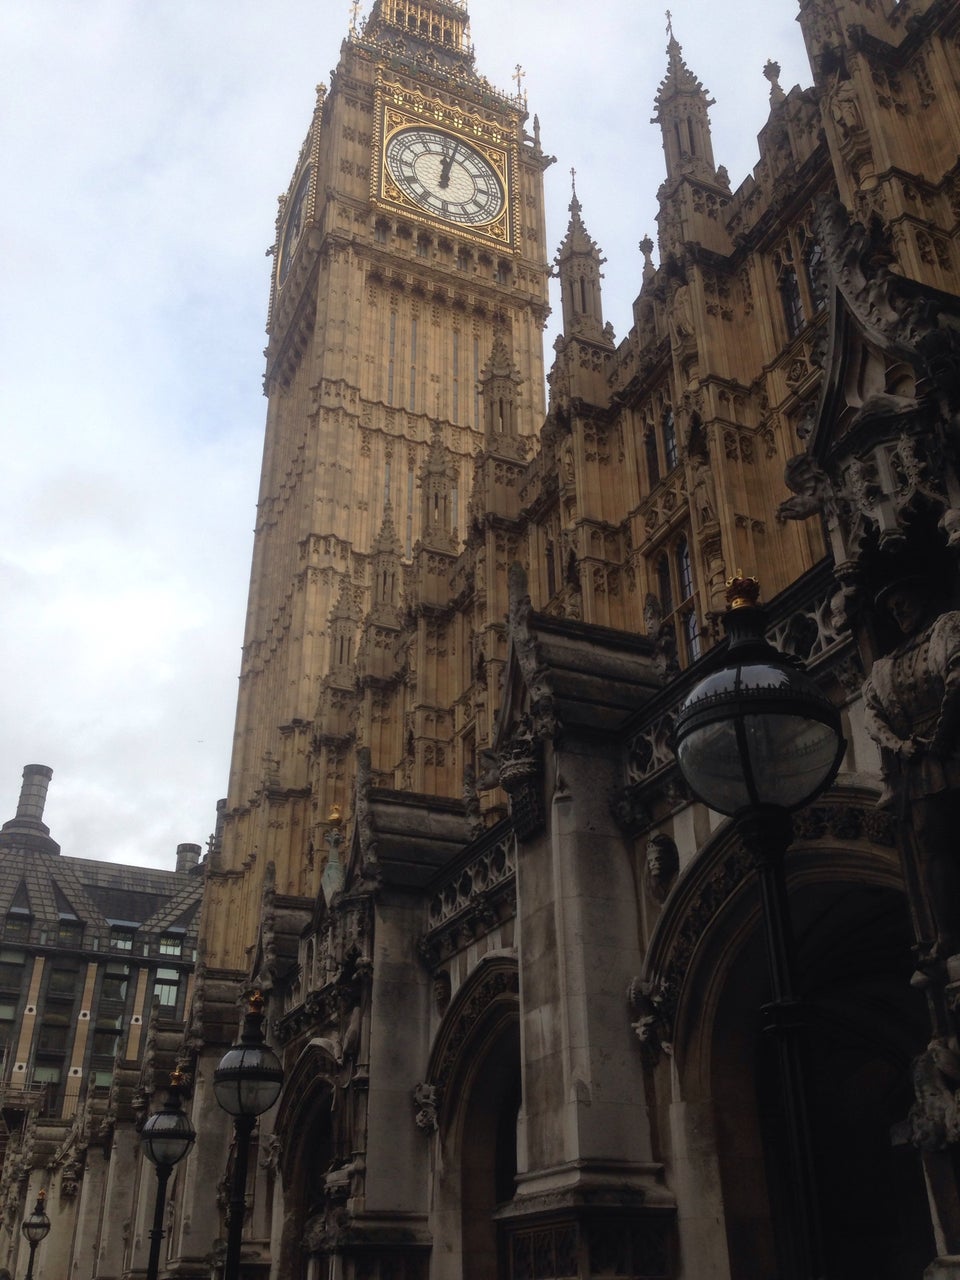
[645,429,660,488]
[406,464,415,557]
[779,267,805,338]
[388,312,397,404]
[804,241,827,314]
[410,318,418,412]
[546,540,557,597]
[474,337,481,426]
[662,408,678,471]
[656,554,673,615]
[676,535,694,603]
[452,331,460,422]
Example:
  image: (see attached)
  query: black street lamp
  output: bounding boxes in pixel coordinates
[673,575,845,1280]
[140,1071,197,1280]
[214,992,284,1280]
[21,1189,50,1280]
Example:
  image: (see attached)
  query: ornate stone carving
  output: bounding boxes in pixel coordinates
[644,833,679,903]
[863,580,960,958]
[628,978,670,1067]
[412,1083,438,1132]
[898,1039,960,1152]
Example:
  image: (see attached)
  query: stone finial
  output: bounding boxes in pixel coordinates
[763,59,786,105]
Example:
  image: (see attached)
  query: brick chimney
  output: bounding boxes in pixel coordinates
[175,842,201,874]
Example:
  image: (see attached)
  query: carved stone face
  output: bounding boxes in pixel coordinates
[884,585,928,636]
[645,834,679,897]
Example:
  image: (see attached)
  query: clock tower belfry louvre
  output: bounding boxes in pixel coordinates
[210,0,553,966]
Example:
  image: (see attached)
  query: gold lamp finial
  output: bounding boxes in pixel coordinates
[725,572,761,610]
[328,803,342,825]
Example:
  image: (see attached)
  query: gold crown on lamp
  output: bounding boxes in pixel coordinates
[725,572,761,610]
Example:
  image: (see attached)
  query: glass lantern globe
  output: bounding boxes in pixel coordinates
[21,1193,50,1245]
[214,995,284,1118]
[140,1085,196,1169]
[674,585,845,817]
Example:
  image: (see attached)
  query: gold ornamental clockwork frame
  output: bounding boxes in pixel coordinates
[373,79,517,249]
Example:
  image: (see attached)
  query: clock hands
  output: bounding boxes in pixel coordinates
[438,141,459,190]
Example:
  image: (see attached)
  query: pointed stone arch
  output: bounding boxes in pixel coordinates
[640,790,933,1276]
[425,953,520,1280]
[273,1039,339,1279]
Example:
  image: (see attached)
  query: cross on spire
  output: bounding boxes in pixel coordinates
[349,0,361,35]
[666,9,674,38]
[513,64,526,98]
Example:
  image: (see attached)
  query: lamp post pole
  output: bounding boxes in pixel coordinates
[673,575,845,1280]
[740,807,824,1279]
[21,1190,50,1280]
[139,1072,196,1280]
[214,993,284,1280]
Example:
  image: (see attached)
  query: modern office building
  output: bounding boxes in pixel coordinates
[0,765,202,1279]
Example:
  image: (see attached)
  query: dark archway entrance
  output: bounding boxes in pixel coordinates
[461,1018,521,1280]
[428,956,521,1280]
[713,878,933,1279]
[275,1047,336,1280]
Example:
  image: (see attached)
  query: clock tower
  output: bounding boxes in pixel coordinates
[206,0,554,970]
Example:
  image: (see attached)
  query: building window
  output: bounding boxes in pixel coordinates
[662,408,678,471]
[92,1017,122,1059]
[375,220,388,245]
[644,429,660,488]
[804,240,827,314]
[110,928,135,952]
[153,967,180,1009]
[32,1065,62,1086]
[0,1001,16,1049]
[47,968,77,1000]
[4,912,31,944]
[779,266,805,339]
[651,533,701,667]
[0,950,25,992]
[57,918,82,947]
[656,554,673,616]
[37,1016,71,1054]
[159,935,183,957]
[100,966,128,1006]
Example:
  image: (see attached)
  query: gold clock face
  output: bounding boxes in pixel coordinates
[384,127,505,226]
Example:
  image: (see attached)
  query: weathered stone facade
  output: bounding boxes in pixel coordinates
[33,0,960,1277]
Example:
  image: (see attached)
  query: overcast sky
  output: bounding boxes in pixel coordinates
[2,1,814,869]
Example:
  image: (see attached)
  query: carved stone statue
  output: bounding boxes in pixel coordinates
[644,833,679,902]
[863,577,960,957]
[690,456,717,529]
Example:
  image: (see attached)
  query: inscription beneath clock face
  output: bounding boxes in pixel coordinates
[384,127,505,226]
